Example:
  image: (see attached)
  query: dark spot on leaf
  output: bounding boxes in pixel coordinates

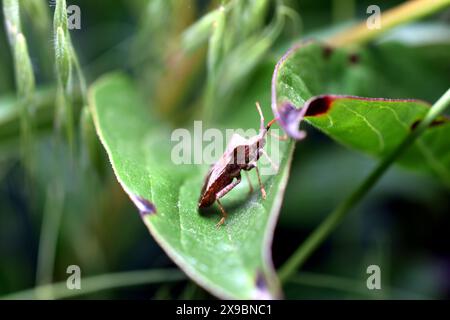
[305,95,334,117]
[348,53,360,64]
[322,45,333,59]
[130,194,157,217]
[410,120,421,130]
[410,118,448,131]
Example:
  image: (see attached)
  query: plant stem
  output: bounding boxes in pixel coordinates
[2,269,185,300]
[288,272,427,299]
[35,182,65,298]
[290,272,370,297]
[329,0,450,47]
[278,88,450,282]
[72,47,88,103]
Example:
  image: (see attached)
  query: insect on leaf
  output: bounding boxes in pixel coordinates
[89,72,293,299]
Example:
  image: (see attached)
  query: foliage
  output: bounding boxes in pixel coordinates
[0,0,449,300]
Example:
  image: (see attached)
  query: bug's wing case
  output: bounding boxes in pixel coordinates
[198,133,249,206]
[226,133,249,153]
[199,164,214,196]
[204,158,227,191]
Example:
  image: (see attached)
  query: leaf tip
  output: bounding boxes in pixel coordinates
[277,102,307,140]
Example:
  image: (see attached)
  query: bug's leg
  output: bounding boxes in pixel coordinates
[216,175,241,199]
[254,165,266,200]
[214,175,241,228]
[270,131,288,141]
[215,199,227,228]
[244,171,254,195]
[260,149,279,173]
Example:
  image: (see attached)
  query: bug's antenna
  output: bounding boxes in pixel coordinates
[255,102,265,130]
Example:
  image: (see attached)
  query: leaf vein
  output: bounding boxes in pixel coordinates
[342,105,385,152]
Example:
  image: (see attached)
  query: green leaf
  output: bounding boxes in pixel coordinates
[181,7,221,53]
[207,6,226,82]
[89,72,293,299]
[272,41,450,185]
[305,96,450,180]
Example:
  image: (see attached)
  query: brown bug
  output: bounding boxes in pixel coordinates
[198,102,285,227]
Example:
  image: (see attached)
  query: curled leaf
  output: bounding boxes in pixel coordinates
[272,41,450,184]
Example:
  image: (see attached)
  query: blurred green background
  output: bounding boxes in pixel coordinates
[0,0,449,299]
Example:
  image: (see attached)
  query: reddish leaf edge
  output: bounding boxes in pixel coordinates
[270,41,440,140]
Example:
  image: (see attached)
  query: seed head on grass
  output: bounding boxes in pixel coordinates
[2,0,21,45]
[3,0,36,170]
[55,26,72,90]
[207,6,226,85]
[53,0,68,36]
[14,33,35,101]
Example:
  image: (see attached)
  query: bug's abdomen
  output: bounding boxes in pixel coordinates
[198,189,215,208]
[198,174,233,208]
